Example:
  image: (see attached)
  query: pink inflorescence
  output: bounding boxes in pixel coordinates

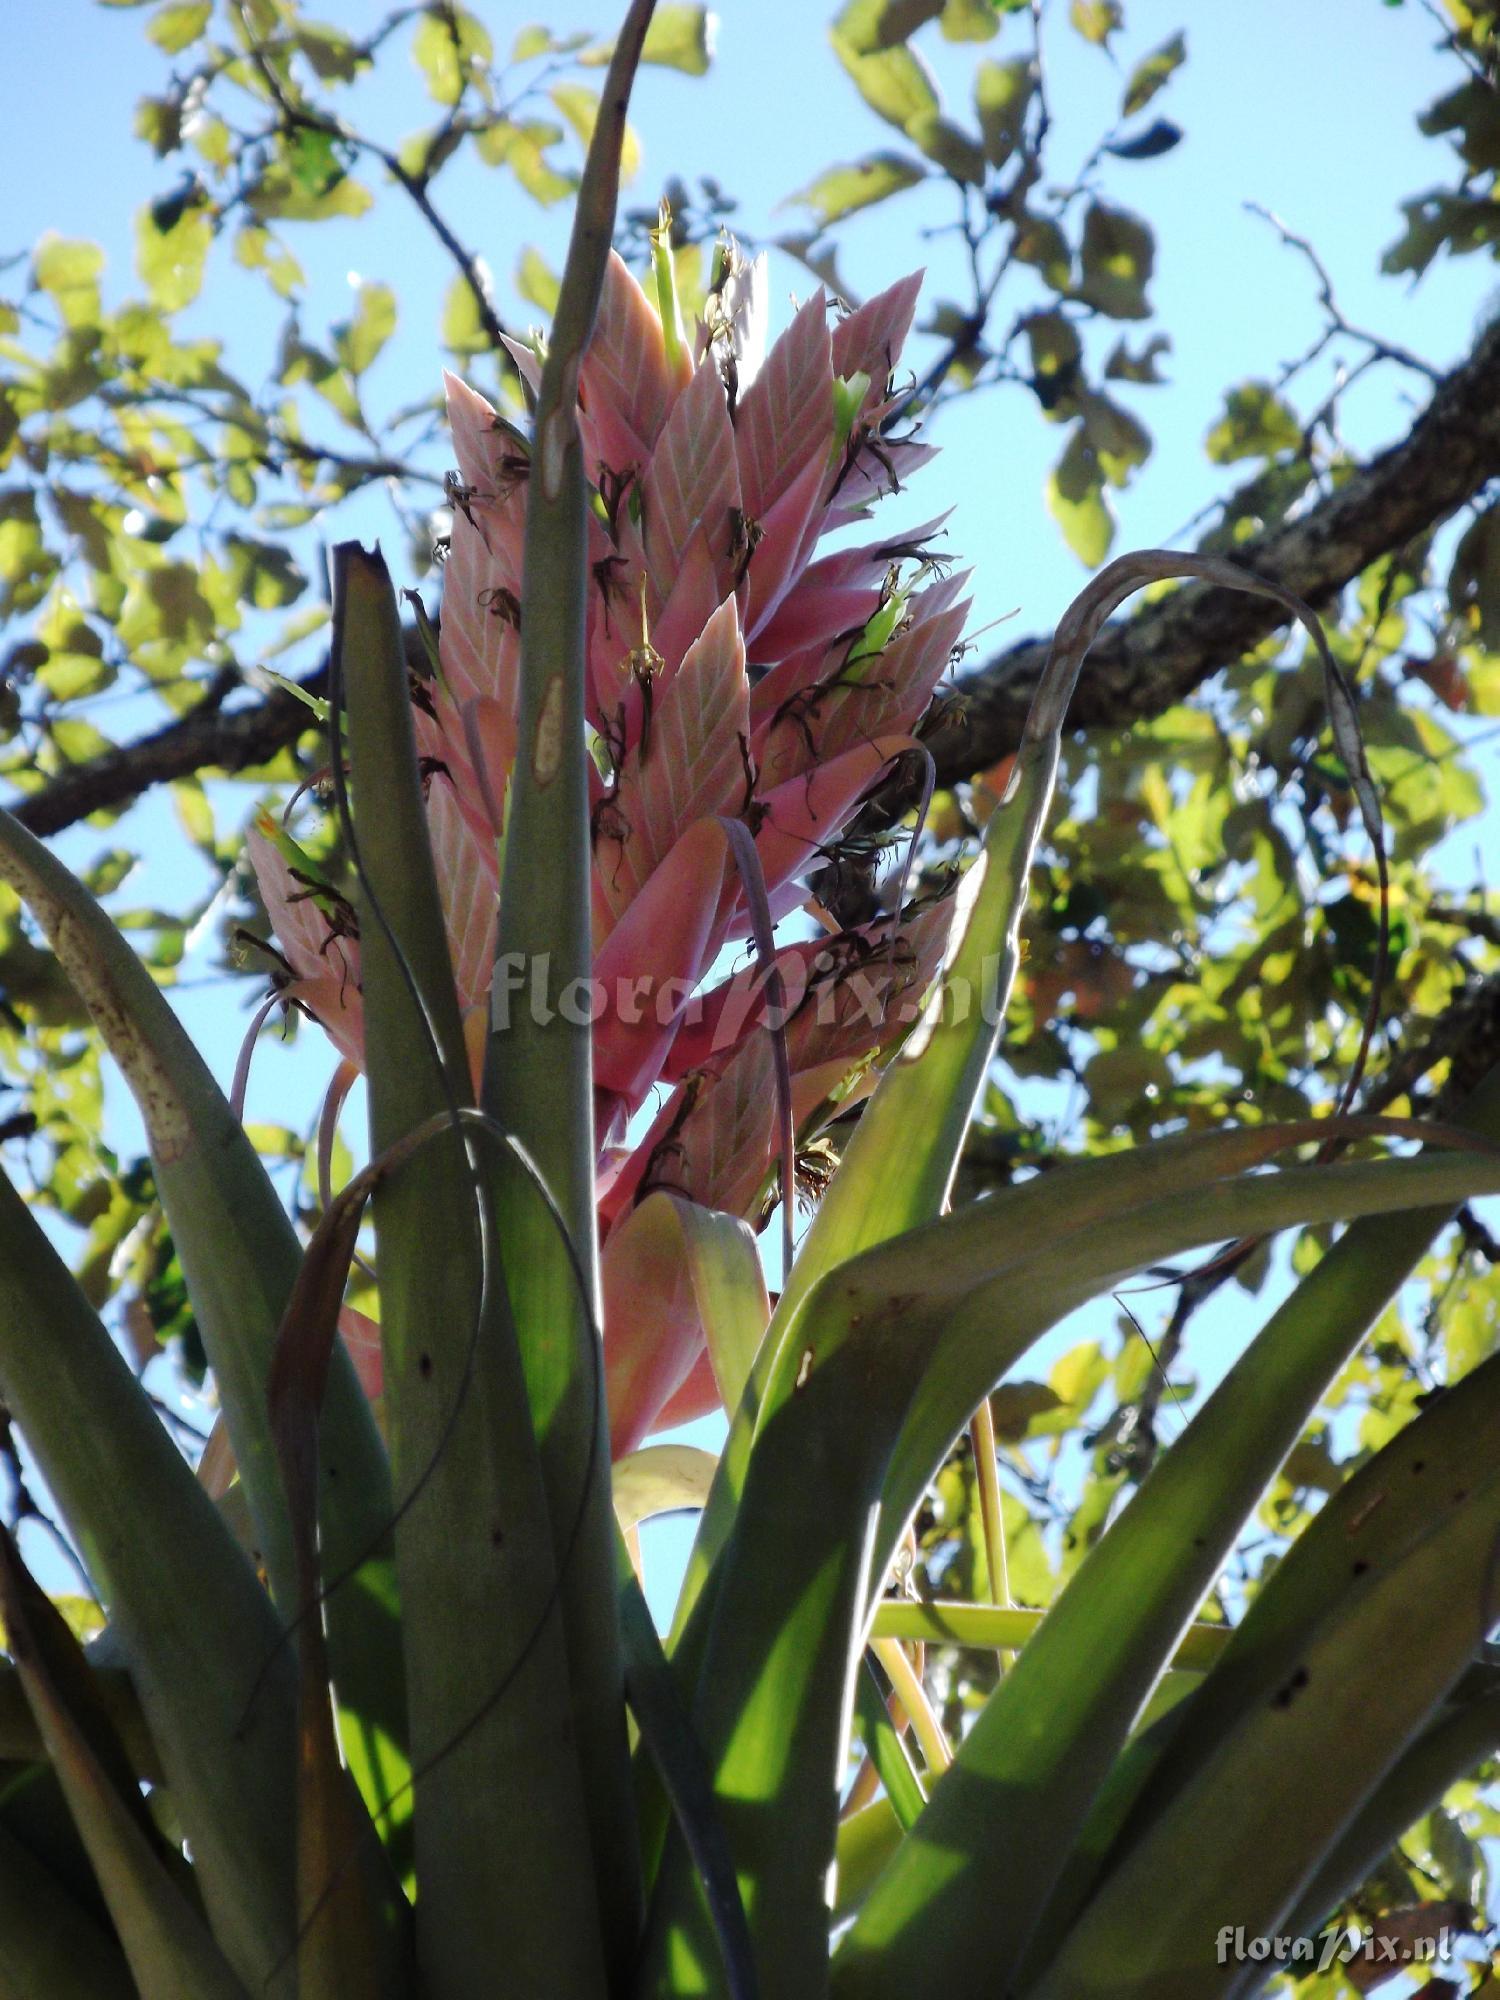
[251,245,968,1452]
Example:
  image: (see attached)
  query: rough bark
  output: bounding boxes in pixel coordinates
[10,668,327,838]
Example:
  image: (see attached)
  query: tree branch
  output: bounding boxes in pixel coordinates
[9,668,327,837]
[9,316,1500,843]
[924,311,1500,789]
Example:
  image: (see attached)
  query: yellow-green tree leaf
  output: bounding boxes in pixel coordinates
[33,238,105,329]
[146,0,211,54]
[1205,380,1303,464]
[516,246,560,316]
[135,209,211,313]
[784,154,927,227]
[334,280,397,377]
[1070,0,1122,44]
[441,272,490,355]
[410,6,493,105]
[975,58,1033,166]
[1075,201,1154,319]
[942,0,1001,40]
[907,113,986,183]
[833,25,943,132]
[1047,426,1114,565]
[1122,31,1186,116]
[642,4,715,73]
[549,82,642,181]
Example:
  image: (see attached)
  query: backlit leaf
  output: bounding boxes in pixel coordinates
[411,6,493,105]
[1122,30,1185,115]
[32,238,105,329]
[146,0,211,54]
[1047,426,1114,565]
[135,208,211,312]
[549,81,642,180]
[642,3,715,73]
[1205,380,1303,464]
[1075,201,1154,319]
[941,0,1002,41]
[1070,0,1122,45]
[833,24,943,132]
[441,272,490,355]
[907,113,986,182]
[785,154,927,227]
[333,280,397,377]
[516,245,560,315]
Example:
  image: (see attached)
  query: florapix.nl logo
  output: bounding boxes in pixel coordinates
[1215,1920,1457,1977]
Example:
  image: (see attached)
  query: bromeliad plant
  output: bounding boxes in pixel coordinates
[0,6,1498,1998]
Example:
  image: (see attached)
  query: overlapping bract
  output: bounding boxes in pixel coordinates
[251,247,967,1451]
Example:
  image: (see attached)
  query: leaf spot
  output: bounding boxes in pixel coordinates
[533,673,565,786]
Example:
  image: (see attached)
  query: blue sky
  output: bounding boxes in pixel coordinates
[3,0,1498,1618]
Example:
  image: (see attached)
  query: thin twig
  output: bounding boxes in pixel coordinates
[1246,202,1440,387]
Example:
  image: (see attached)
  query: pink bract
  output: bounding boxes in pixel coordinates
[251,246,968,1455]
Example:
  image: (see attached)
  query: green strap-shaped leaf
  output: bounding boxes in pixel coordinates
[617,1535,757,2000]
[666,1112,1482,1786]
[334,544,607,1999]
[1099,1346,1500,1862]
[619,1200,766,1888]
[834,1798,904,1929]
[0,807,402,1826]
[867,1600,1229,1670]
[0,1169,300,1992]
[1025,1455,1500,1999]
[674,1114,1444,1651]
[839,1083,1500,1997]
[0,1815,136,2000]
[480,3,662,1973]
[780,549,1381,1335]
[644,1147,1500,1992]
[0,1654,155,1777]
[854,1656,928,1831]
[672,1196,772,1418]
[264,1150,413,1999]
[1282,1678,1500,1942]
[0,1525,250,2000]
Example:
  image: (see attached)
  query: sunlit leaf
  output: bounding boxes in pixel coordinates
[613,1443,718,1530]
[516,245,560,315]
[1046,426,1114,565]
[1450,504,1500,650]
[906,113,986,182]
[32,237,104,329]
[641,3,715,73]
[1069,0,1122,45]
[833,19,943,132]
[134,208,211,313]
[1122,30,1186,115]
[549,81,642,180]
[1022,309,1082,408]
[146,0,211,55]
[941,0,1002,42]
[294,23,362,81]
[333,279,397,377]
[786,153,928,226]
[1205,380,1303,464]
[441,271,491,354]
[411,5,494,105]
